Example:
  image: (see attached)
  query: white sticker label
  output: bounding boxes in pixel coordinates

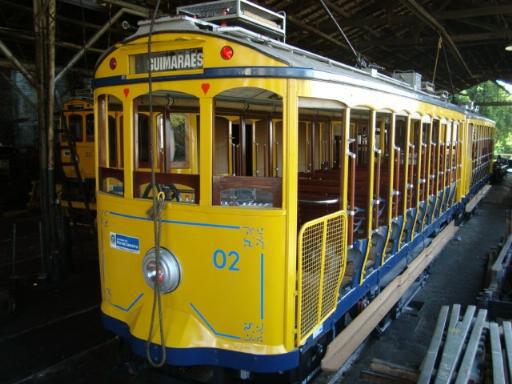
[312,324,323,339]
[110,232,140,254]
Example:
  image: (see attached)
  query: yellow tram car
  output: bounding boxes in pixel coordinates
[59,98,96,210]
[94,2,494,381]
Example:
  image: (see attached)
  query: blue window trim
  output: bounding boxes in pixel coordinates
[93,66,314,88]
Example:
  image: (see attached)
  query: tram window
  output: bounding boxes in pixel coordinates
[213,87,283,208]
[119,116,124,168]
[136,114,150,168]
[68,114,83,142]
[97,94,124,196]
[349,108,372,239]
[214,116,230,175]
[108,116,117,167]
[297,98,346,228]
[133,91,199,204]
[172,114,187,164]
[157,113,189,169]
[85,114,94,142]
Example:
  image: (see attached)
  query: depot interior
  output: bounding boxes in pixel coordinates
[1,1,512,383]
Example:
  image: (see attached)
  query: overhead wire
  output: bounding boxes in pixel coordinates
[432,36,442,85]
[144,0,167,368]
[443,46,455,98]
[318,0,366,68]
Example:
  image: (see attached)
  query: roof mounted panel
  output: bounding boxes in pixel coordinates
[177,0,286,41]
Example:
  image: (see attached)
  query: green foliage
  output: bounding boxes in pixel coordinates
[455,81,512,154]
[170,114,187,161]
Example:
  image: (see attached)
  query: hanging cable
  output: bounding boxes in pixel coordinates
[432,36,442,85]
[319,0,366,68]
[144,0,167,368]
[443,46,455,98]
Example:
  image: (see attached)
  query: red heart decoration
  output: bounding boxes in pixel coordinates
[201,83,210,95]
[123,88,130,97]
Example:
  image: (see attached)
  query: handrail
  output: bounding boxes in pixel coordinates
[373,147,382,229]
[348,151,356,246]
[299,198,339,205]
[394,146,401,218]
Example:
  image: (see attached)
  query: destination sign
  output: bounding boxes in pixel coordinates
[131,48,203,74]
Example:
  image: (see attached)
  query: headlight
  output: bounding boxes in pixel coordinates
[142,247,181,293]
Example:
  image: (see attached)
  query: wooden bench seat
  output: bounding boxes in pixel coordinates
[297,166,402,236]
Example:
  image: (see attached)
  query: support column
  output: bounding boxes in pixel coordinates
[34,0,50,275]
[34,0,57,278]
[47,0,57,277]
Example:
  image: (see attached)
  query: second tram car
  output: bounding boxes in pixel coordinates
[59,98,96,210]
[94,2,495,381]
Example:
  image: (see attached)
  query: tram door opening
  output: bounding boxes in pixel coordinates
[297,98,346,227]
[213,87,283,207]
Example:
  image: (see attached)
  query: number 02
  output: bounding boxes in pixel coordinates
[213,249,240,271]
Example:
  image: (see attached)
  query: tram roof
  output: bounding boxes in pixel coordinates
[0,0,510,98]
[120,16,494,123]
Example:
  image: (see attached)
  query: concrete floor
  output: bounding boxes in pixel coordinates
[331,175,512,383]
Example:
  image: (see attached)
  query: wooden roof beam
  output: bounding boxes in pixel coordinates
[0,27,105,54]
[399,0,471,78]
[359,31,512,50]
[0,0,124,32]
[337,4,512,28]
[287,15,353,54]
[438,5,512,21]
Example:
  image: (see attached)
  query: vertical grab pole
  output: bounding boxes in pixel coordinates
[422,120,433,228]
[452,122,458,205]
[347,152,356,247]
[394,147,401,218]
[268,119,274,177]
[374,148,381,230]
[410,120,422,240]
[306,122,311,173]
[421,140,428,203]
[445,121,455,209]
[311,121,317,173]
[433,120,441,219]
[399,117,412,247]
[436,124,443,216]
[381,113,396,264]
[360,109,376,284]
[228,120,233,175]
[441,123,449,212]
[341,108,353,246]
[408,137,415,210]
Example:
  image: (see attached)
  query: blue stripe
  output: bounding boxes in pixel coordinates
[109,211,240,230]
[260,253,264,320]
[110,292,144,312]
[93,66,315,88]
[102,314,299,372]
[190,303,240,340]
